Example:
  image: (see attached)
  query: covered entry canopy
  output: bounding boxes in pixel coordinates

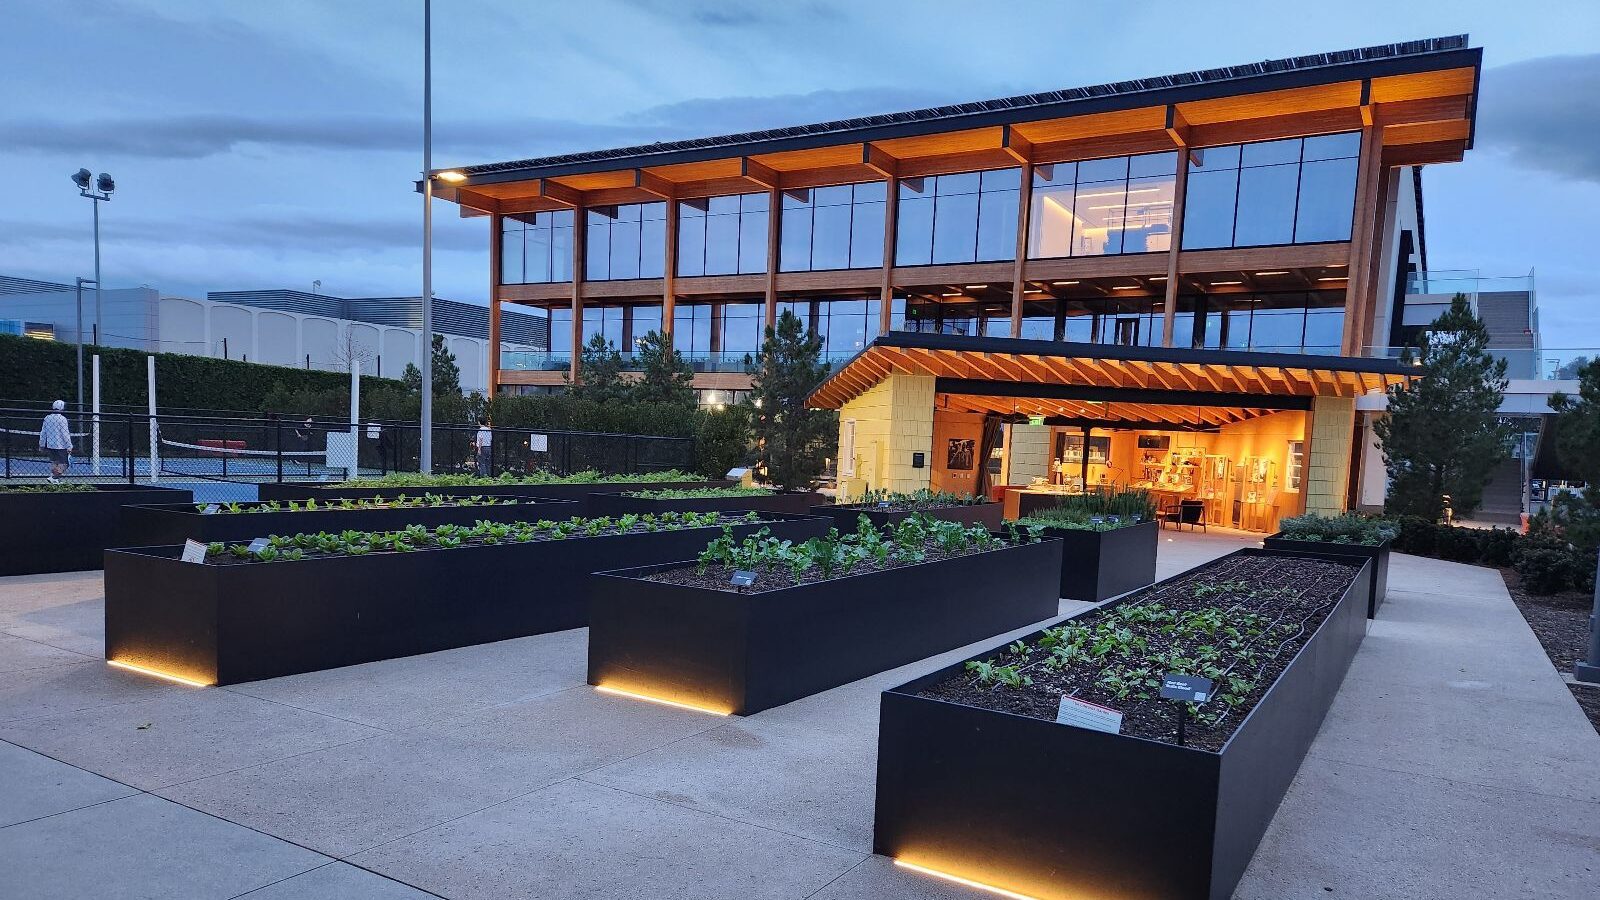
[808,333,1417,428]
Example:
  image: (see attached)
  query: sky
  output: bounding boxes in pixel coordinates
[2,0,1597,345]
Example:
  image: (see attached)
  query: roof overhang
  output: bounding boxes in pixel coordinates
[808,333,1417,428]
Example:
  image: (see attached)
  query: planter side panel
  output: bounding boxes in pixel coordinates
[1047,521,1158,602]
[1,486,191,576]
[1210,556,1370,900]
[587,576,750,714]
[104,549,221,685]
[875,692,1221,900]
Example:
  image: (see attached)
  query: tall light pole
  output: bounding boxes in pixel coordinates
[70,169,114,346]
[73,277,96,424]
[420,0,434,474]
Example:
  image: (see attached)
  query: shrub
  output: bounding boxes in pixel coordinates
[1278,512,1396,546]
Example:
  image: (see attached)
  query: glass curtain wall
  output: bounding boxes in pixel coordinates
[1170,290,1345,353]
[585,203,666,281]
[1182,132,1361,250]
[678,193,770,276]
[1028,152,1177,258]
[780,182,887,271]
[500,211,575,284]
[896,169,1020,266]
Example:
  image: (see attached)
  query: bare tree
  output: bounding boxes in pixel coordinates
[330,326,376,374]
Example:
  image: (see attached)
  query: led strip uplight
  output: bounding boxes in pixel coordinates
[593,684,730,716]
[894,860,1042,900]
[107,659,212,688]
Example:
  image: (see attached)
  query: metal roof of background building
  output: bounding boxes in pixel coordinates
[460,35,1472,181]
[208,290,547,346]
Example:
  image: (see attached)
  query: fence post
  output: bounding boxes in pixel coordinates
[276,418,284,483]
[125,414,134,484]
[3,416,10,479]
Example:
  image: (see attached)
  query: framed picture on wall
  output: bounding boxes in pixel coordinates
[947,438,975,471]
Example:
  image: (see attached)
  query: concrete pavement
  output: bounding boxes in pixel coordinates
[0,536,1595,899]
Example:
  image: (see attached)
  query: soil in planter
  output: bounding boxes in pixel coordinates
[1500,567,1600,736]
[917,554,1363,751]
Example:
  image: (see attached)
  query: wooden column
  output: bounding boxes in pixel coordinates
[662,198,678,345]
[569,205,585,383]
[764,186,780,329]
[1009,161,1034,338]
[1161,152,1190,347]
[1358,165,1394,352]
[487,213,502,395]
[879,174,899,335]
[1342,124,1383,356]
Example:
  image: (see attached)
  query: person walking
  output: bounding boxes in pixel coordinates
[473,418,493,477]
[39,400,73,483]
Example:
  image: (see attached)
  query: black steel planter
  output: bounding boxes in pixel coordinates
[872,548,1370,900]
[0,485,192,576]
[1033,519,1158,602]
[117,496,577,546]
[587,491,825,517]
[587,537,1062,716]
[256,480,730,516]
[807,501,1003,532]
[104,513,829,686]
[1262,533,1390,617]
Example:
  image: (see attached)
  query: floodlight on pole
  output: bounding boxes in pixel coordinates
[70,167,114,347]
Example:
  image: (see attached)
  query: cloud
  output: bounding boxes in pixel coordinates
[1477,53,1600,184]
[0,211,482,256]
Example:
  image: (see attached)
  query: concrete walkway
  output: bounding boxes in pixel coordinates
[0,538,1596,899]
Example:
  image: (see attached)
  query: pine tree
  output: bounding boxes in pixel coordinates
[1373,294,1511,520]
[566,333,631,403]
[746,310,835,491]
[400,334,461,396]
[1550,359,1600,485]
[631,330,695,408]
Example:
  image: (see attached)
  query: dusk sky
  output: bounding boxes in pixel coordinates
[4,1,1597,345]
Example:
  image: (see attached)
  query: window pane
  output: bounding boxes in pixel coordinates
[1189,144,1240,171]
[704,207,740,275]
[549,308,572,354]
[1303,132,1361,161]
[895,195,934,266]
[780,206,813,272]
[853,181,887,203]
[849,195,885,268]
[1248,293,1307,351]
[586,221,610,281]
[1304,293,1345,352]
[782,189,811,210]
[707,195,739,215]
[720,302,763,354]
[638,217,665,278]
[980,168,1020,191]
[1029,184,1075,259]
[1121,173,1174,254]
[814,185,852,207]
[1233,163,1298,246]
[1073,180,1124,256]
[631,305,661,345]
[1241,138,1302,167]
[937,172,980,195]
[550,213,573,281]
[1077,156,1128,184]
[500,220,523,284]
[811,202,852,269]
[677,208,705,276]
[931,191,979,263]
[738,205,768,274]
[976,185,1018,261]
[610,220,641,280]
[1129,151,1177,178]
[1294,157,1358,242]
[741,192,769,214]
[1033,161,1076,187]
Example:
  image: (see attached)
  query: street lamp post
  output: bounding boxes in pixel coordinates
[70,169,114,346]
[74,277,96,426]
[421,0,434,474]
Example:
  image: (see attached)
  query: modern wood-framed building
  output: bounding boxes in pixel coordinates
[434,35,1479,528]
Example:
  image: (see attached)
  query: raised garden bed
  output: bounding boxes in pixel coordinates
[587,488,825,517]
[257,476,730,516]
[587,518,1062,715]
[873,548,1370,900]
[118,495,576,545]
[1262,533,1390,618]
[1030,519,1158,602]
[0,483,193,575]
[105,512,829,685]
[809,493,1002,532]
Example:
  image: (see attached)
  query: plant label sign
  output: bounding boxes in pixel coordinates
[729,570,757,588]
[200,504,220,515]
[247,538,270,555]
[529,434,549,453]
[1056,695,1122,734]
[1160,673,1215,703]
[180,540,208,564]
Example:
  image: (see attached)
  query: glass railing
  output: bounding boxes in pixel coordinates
[1405,270,1535,297]
[500,350,859,375]
[1366,347,1593,381]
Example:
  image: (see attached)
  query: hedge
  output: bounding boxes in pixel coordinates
[0,333,400,415]
[1389,515,1596,595]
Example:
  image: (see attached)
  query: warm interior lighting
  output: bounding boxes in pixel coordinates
[941,292,962,297]
[107,659,211,688]
[1210,280,1244,286]
[965,284,989,290]
[1052,280,1079,286]
[1254,270,1290,276]
[1149,275,1167,281]
[893,860,1042,900]
[1317,276,1348,282]
[594,684,731,716]
[1112,285,1144,290]
[434,170,467,182]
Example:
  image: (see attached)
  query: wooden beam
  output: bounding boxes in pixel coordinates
[537,178,583,207]
[879,173,899,335]
[488,212,502,395]
[1342,124,1383,355]
[1359,78,1374,127]
[662,197,678,344]
[1010,159,1034,338]
[454,188,502,215]
[1164,105,1191,147]
[863,143,899,179]
[764,186,780,328]
[638,170,678,200]
[741,157,781,189]
[570,203,586,384]
[1000,125,1033,165]
[1162,148,1190,346]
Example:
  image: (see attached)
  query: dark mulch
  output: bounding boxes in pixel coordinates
[1500,567,1600,736]
[917,554,1363,751]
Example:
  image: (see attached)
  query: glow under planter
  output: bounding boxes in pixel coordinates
[103,513,829,686]
[117,496,576,546]
[586,537,1063,716]
[872,548,1370,900]
[808,501,1004,533]
[1261,532,1390,617]
[0,484,192,576]
[586,490,826,517]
